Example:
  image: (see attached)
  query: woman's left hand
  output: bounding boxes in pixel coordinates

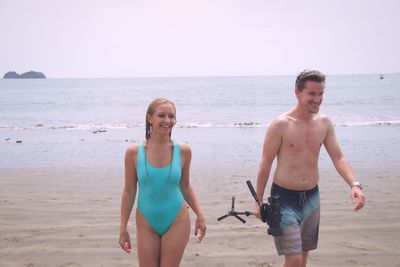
[195,215,206,241]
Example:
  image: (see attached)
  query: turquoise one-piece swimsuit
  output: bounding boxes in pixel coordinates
[136,141,184,236]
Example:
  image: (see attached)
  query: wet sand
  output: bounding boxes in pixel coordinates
[1,163,399,267]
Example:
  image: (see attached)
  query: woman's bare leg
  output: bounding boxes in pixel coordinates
[160,204,191,267]
[136,209,161,267]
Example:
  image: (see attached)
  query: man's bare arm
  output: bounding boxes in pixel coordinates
[256,119,283,202]
[323,118,356,185]
[323,117,365,210]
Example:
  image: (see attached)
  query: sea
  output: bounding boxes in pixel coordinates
[1,74,400,180]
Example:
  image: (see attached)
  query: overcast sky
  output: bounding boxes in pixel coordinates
[0,0,399,78]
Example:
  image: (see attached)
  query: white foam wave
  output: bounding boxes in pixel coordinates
[336,120,400,127]
[1,120,399,132]
[176,122,263,128]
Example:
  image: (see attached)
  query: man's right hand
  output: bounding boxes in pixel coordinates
[253,203,261,219]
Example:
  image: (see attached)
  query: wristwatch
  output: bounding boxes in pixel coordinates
[351,181,363,190]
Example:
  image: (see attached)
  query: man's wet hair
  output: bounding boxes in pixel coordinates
[295,70,326,91]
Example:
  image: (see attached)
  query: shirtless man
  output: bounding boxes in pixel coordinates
[254,70,365,267]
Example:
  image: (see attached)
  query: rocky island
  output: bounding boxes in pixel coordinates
[3,71,46,79]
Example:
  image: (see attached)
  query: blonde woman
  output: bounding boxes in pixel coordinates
[119,98,206,266]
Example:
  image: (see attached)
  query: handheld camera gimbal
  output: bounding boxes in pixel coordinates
[217,180,283,236]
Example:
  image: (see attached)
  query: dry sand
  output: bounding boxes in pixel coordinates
[1,166,400,267]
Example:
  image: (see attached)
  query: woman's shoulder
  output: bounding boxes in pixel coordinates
[176,141,191,155]
[127,142,141,152]
[125,143,140,162]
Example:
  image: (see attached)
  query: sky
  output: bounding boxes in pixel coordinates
[0,0,399,78]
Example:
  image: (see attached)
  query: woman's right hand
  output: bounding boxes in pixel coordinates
[195,215,206,241]
[119,230,132,253]
[253,203,261,220]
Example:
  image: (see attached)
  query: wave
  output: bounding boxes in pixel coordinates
[336,120,400,127]
[0,122,264,132]
[0,123,142,132]
[176,122,263,128]
[1,120,400,132]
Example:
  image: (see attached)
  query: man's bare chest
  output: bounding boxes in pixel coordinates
[282,123,327,153]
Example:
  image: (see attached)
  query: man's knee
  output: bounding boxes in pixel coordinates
[284,254,303,267]
[301,251,309,267]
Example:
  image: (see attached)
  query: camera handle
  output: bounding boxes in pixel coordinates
[246,180,262,208]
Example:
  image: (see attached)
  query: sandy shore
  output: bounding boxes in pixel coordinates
[1,164,400,267]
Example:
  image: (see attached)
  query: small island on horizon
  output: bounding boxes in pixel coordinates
[3,71,46,79]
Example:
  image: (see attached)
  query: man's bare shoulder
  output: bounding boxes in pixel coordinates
[272,112,295,125]
[266,113,293,134]
[316,113,334,127]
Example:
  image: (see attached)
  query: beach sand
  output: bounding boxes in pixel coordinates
[1,163,400,267]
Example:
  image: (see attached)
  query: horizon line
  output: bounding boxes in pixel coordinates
[12,71,398,79]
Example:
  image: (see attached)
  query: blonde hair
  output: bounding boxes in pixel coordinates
[145,98,176,139]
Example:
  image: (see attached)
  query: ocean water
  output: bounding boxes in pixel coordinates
[1,74,400,173]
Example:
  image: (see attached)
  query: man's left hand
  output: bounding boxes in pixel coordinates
[351,187,365,211]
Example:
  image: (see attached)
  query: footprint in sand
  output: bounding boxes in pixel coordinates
[345,259,359,265]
